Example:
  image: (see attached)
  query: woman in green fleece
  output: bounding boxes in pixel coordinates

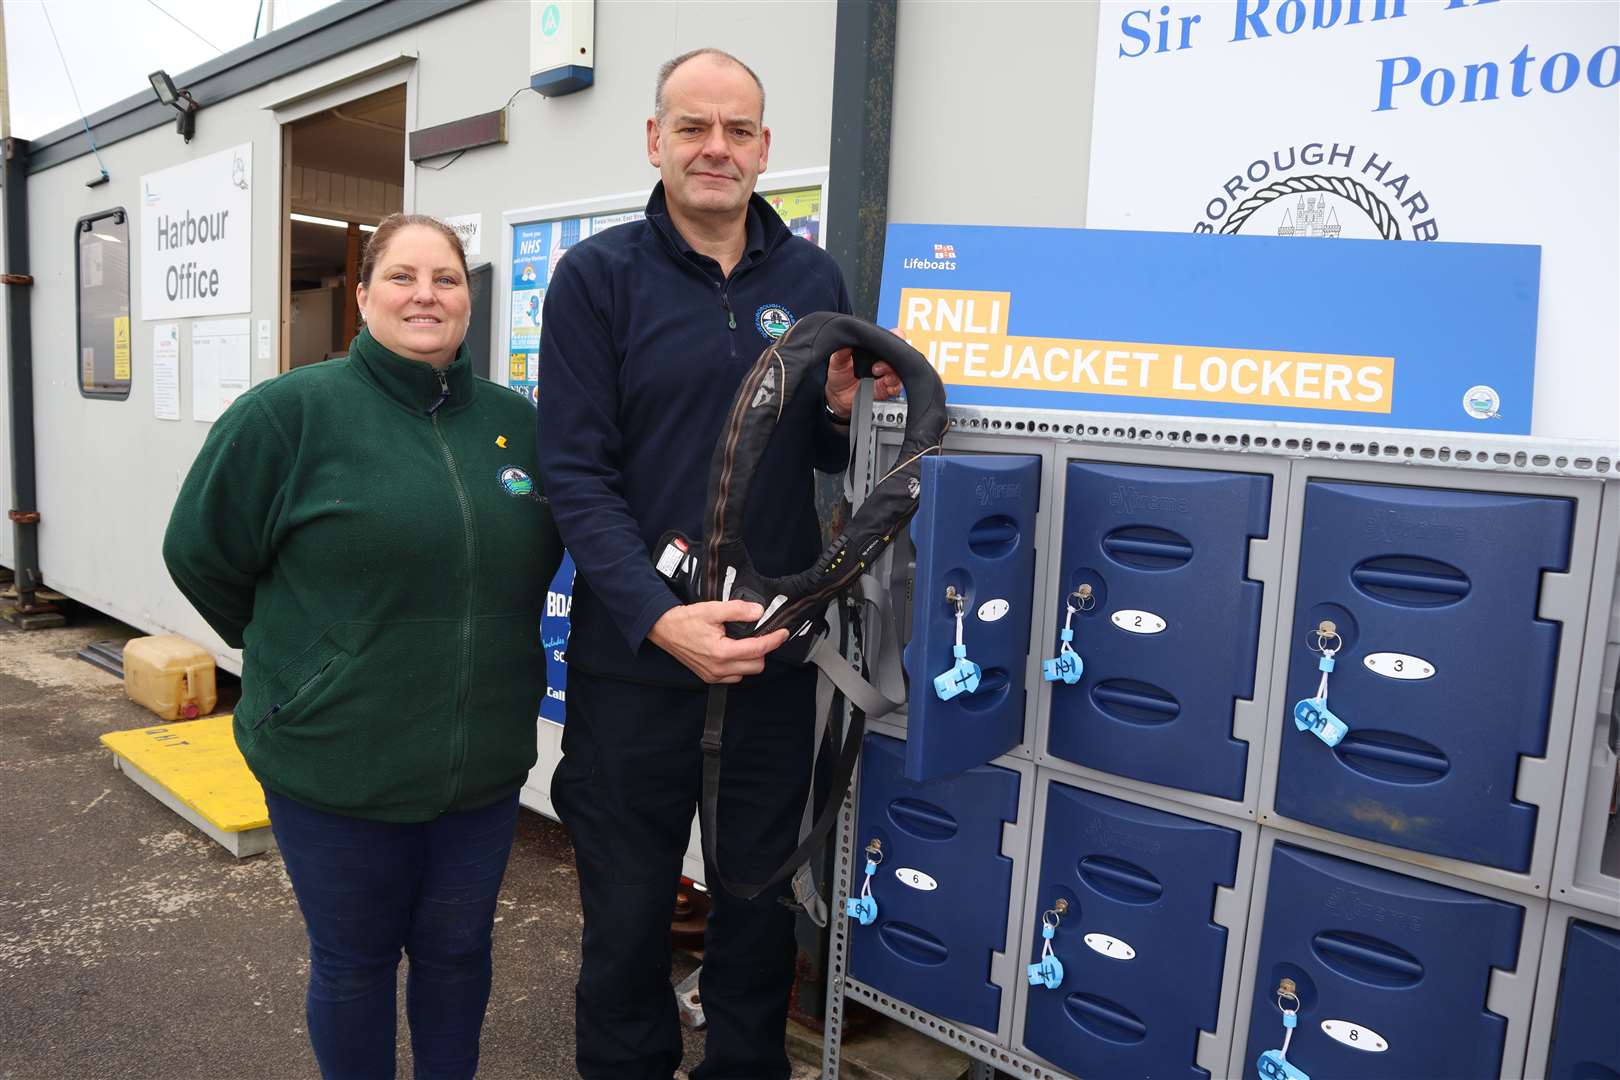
[164,213,563,1080]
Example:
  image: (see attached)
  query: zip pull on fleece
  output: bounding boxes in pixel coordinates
[428,368,451,415]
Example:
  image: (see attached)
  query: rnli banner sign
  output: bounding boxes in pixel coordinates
[877,224,1538,434]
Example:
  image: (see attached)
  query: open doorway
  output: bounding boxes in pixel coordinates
[281,84,405,370]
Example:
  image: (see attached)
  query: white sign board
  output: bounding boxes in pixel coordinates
[1086,1,1619,442]
[152,323,180,421]
[191,318,251,423]
[141,143,253,320]
[444,213,483,258]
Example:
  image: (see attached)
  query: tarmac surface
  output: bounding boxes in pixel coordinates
[0,606,822,1080]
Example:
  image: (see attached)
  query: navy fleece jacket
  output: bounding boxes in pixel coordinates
[537,183,851,687]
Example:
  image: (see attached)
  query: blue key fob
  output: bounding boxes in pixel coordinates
[1256,1049,1310,1080]
[1025,956,1064,990]
[1293,698,1348,747]
[845,894,878,926]
[1042,653,1082,684]
[934,651,982,700]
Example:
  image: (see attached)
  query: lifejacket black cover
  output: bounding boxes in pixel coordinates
[700,311,947,638]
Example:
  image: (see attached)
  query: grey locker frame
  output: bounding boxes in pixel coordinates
[1255,461,1604,897]
[823,401,1619,1080]
[868,429,1060,763]
[1549,481,1620,917]
[1032,446,1290,819]
[846,715,1038,1048]
[1225,829,1547,1080]
[1522,901,1620,1079]
[1009,768,1260,1079]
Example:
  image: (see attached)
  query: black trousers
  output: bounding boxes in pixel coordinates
[552,666,817,1080]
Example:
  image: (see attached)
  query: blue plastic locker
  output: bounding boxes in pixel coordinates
[1544,920,1620,1079]
[1242,842,1524,1080]
[1023,781,1241,1080]
[904,454,1041,782]
[1275,481,1573,870]
[849,733,1021,1033]
[1047,461,1269,800]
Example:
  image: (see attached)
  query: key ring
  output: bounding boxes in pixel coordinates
[864,839,884,866]
[1305,620,1341,654]
[1070,584,1095,612]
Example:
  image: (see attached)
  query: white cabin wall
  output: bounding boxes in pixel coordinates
[887,0,1100,227]
[16,0,838,662]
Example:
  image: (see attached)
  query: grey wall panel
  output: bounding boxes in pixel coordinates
[887,1,1100,228]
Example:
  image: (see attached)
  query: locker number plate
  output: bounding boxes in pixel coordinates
[977,599,1010,623]
[1362,652,1435,680]
[1321,1020,1388,1052]
[1110,610,1166,635]
[1082,933,1136,960]
[894,868,938,891]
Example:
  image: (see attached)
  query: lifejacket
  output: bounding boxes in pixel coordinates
[658,311,948,913]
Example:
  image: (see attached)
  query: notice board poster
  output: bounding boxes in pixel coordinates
[1085,0,1618,441]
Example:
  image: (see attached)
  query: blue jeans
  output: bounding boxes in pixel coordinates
[265,789,520,1080]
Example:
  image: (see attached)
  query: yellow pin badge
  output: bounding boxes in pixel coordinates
[496,435,508,448]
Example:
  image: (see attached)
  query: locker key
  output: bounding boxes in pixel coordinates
[1042,586,1089,685]
[933,587,983,700]
[846,839,881,927]
[1026,898,1067,990]
[1256,1049,1310,1080]
[1294,699,1348,747]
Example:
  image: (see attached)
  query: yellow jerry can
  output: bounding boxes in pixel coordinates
[123,635,218,721]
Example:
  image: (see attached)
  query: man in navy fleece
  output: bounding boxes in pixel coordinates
[537,48,900,1080]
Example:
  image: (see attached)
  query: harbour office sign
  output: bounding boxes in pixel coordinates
[140,144,253,320]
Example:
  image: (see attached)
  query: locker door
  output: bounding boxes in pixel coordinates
[904,454,1041,781]
[849,734,1021,1032]
[1023,782,1241,1080]
[1242,843,1524,1080]
[1276,481,1573,870]
[1048,461,1269,799]
[1545,921,1620,1080]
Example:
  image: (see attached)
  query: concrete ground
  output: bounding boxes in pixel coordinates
[0,605,833,1080]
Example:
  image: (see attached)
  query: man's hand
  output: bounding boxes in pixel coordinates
[648,600,791,684]
[825,345,904,420]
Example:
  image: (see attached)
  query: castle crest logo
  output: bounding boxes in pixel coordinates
[1192,143,1441,241]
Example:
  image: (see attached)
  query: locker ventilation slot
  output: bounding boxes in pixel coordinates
[1091,679,1181,726]
[1333,730,1451,783]
[1350,555,1471,607]
[1101,526,1194,571]
[1077,855,1164,904]
[1063,993,1148,1043]
[887,798,960,841]
[959,668,1011,713]
[1311,930,1424,987]
[967,515,1020,558]
[878,922,949,966]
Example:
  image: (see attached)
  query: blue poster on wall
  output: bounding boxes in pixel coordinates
[538,552,575,726]
[876,224,1540,435]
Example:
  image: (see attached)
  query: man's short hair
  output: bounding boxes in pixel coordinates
[654,48,766,123]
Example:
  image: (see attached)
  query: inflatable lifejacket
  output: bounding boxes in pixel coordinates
[659,312,948,911]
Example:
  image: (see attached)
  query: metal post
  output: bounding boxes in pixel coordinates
[824,0,897,322]
[2,136,61,627]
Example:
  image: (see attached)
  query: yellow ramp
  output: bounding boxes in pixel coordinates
[101,715,273,857]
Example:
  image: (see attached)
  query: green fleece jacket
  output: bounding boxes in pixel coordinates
[163,329,563,822]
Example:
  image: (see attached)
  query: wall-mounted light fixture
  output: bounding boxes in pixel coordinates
[148,70,199,142]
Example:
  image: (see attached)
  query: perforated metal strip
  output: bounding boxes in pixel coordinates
[873,403,1619,480]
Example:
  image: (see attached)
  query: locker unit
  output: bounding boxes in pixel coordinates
[847,731,1031,1040]
[1014,774,1255,1080]
[1524,906,1620,1080]
[1232,837,1542,1080]
[903,453,1041,782]
[1274,479,1574,871]
[1045,460,1270,802]
[1550,482,1620,917]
